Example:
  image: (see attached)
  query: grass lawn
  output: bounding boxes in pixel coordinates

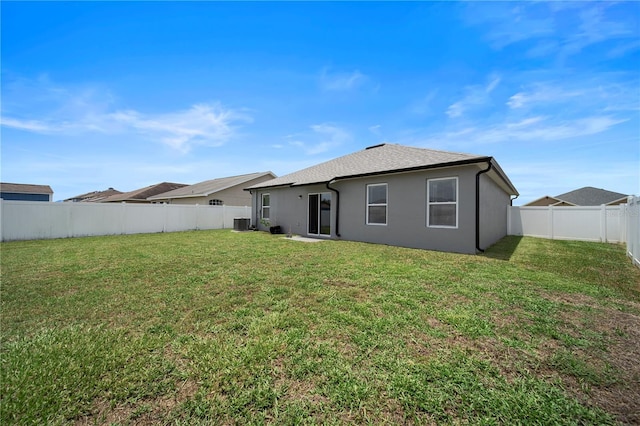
[1,231,639,425]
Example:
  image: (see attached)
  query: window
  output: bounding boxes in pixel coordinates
[366,183,387,225]
[209,199,224,206]
[427,177,458,228]
[261,193,270,220]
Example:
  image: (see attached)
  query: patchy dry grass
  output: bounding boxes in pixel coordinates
[1,231,639,424]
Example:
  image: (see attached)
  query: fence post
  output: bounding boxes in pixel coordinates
[66,202,73,238]
[0,199,4,242]
[548,205,554,239]
[222,205,227,229]
[600,204,607,243]
[628,196,640,268]
[121,202,127,235]
[163,203,168,233]
[620,204,627,243]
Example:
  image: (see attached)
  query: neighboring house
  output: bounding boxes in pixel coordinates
[245,143,518,254]
[524,187,628,206]
[148,172,276,206]
[101,182,187,203]
[65,188,122,202]
[0,182,53,202]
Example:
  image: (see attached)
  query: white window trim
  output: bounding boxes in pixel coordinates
[261,193,270,220]
[366,183,388,226]
[427,177,458,229]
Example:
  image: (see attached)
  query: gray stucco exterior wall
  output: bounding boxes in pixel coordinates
[252,184,333,236]
[336,167,479,253]
[478,173,510,250]
[250,164,512,254]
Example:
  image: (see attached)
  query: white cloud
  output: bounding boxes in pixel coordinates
[507,78,639,112]
[307,123,351,154]
[485,75,501,93]
[423,115,626,147]
[109,104,249,153]
[1,77,250,153]
[368,124,382,135]
[562,5,635,56]
[320,68,368,91]
[464,2,639,59]
[507,85,583,109]
[463,3,554,49]
[0,117,61,133]
[607,39,640,58]
[446,102,464,119]
[285,123,351,155]
[446,74,501,118]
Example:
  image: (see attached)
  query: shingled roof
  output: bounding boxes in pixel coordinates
[246,143,518,194]
[101,182,188,202]
[65,188,122,202]
[0,182,53,194]
[554,187,628,206]
[148,172,276,200]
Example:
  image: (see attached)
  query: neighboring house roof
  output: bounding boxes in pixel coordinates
[148,172,276,200]
[554,187,628,206]
[246,143,518,195]
[65,188,122,202]
[525,187,629,206]
[102,182,188,202]
[0,182,53,194]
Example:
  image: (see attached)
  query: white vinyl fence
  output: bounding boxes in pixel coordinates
[0,200,252,242]
[509,199,640,268]
[508,204,627,243]
[626,196,639,267]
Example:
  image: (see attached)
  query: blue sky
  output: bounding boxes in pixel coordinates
[2,1,638,204]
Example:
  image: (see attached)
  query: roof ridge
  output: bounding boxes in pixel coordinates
[246,143,494,190]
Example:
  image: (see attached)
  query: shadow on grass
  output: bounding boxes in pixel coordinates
[482,236,523,261]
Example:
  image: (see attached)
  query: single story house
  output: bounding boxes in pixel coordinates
[148,172,276,206]
[524,187,628,206]
[101,182,187,203]
[0,182,53,202]
[64,188,122,202]
[245,143,518,254]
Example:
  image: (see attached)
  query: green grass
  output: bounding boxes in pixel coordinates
[1,231,639,424]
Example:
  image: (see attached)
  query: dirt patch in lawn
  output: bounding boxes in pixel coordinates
[74,345,200,426]
[74,377,199,426]
[538,292,640,424]
[576,307,640,425]
[422,299,640,425]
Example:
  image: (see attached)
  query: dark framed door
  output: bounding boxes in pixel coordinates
[308,193,331,236]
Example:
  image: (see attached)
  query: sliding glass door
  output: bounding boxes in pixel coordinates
[308,193,331,236]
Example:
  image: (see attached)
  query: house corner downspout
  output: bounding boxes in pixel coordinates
[326,180,341,237]
[476,161,492,253]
